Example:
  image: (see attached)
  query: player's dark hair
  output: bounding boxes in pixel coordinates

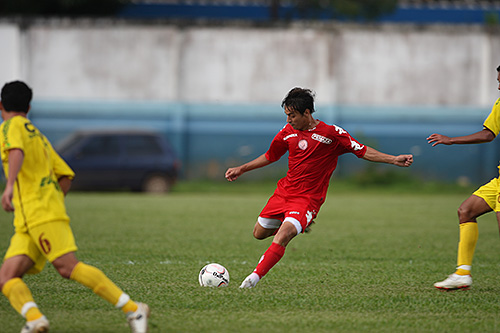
[497,65,500,72]
[1,81,32,113]
[281,87,315,115]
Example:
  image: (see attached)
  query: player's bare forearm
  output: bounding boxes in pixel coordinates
[1,185,14,212]
[2,149,24,212]
[225,154,271,181]
[58,176,72,195]
[427,129,495,147]
[362,147,413,167]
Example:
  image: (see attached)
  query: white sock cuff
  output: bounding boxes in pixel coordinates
[457,265,472,271]
[115,293,130,308]
[21,301,38,317]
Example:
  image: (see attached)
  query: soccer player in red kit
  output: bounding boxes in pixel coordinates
[225,87,413,288]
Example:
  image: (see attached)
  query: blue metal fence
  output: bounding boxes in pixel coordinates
[118,3,500,24]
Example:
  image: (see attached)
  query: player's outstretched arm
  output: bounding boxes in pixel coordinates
[225,154,272,182]
[427,129,495,147]
[362,147,413,167]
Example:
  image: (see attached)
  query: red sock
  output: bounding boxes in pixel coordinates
[254,242,286,278]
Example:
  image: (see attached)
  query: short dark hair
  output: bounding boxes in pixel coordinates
[1,81,32,112]
[497,65,500,72]
[281,87,315,115]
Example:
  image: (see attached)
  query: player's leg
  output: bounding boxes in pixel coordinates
[241,205,312,289]
[0,256,48,322]
[455,195,491,274]
[240,221,297,288]
[240,215,284,288]
[53,252,133,310]
[33,221,149,333]
[52,253,149,332]
[241,195,315,288]
[253,193,286,240]
[0,232,50,332]
[434,191,492,290]
[253,217,282,239]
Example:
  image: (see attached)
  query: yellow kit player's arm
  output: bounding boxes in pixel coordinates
[58,176,72,195]
[427,129,495,146]
[428,98,500,146]
[1,148,24,212]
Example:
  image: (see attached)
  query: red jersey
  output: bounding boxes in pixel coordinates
[265,121,367,202]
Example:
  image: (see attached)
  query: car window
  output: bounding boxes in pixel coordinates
[124,135,163,156]
[80,135,121,157]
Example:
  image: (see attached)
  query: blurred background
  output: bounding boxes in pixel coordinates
[1,0,500,191]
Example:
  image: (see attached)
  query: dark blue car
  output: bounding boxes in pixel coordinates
[56,130,180,193]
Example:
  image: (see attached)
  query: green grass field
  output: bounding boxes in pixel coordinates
[1,182,500,332]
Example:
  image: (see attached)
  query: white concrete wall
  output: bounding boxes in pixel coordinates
[0,24,22,84]
[176,27,337,104]
[2,20,499,106]
[26,24,181,100]
[335,26,497,106]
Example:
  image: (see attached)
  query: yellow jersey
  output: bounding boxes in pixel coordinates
[483,97,500,136]
[0,116,75,232]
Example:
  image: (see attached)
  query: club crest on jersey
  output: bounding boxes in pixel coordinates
[298,139,308,150]
[311,133,332,144]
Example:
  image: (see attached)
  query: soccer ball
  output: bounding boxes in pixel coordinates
[199,263,230,287]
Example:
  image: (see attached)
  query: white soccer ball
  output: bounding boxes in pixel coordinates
[199,263,230,287]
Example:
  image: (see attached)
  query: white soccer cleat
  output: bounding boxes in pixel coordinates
[21,315,49,333]
[239,273,260,289]
[127,302,150,333]
[434,273,472,290]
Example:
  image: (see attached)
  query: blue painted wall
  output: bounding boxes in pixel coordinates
[26,100,500,185]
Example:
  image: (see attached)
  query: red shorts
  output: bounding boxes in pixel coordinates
[258,192,319,233]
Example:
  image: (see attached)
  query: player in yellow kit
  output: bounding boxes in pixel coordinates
[0,81,149,333]
[427,65,500,290]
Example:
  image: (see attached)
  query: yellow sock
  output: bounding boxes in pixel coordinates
[455,268,471,275]
[2,277,43,320]
[25,307,43,321]
[122,300,138,314]
[455,222,478,275]
[70,262,136,313]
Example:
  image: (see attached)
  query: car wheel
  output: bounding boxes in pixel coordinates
[141,174,172,193]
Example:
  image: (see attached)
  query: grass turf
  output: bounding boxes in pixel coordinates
[1,182,500,332]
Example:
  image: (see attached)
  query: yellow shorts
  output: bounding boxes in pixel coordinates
[473,177,500,212]
[4,221,78,274]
